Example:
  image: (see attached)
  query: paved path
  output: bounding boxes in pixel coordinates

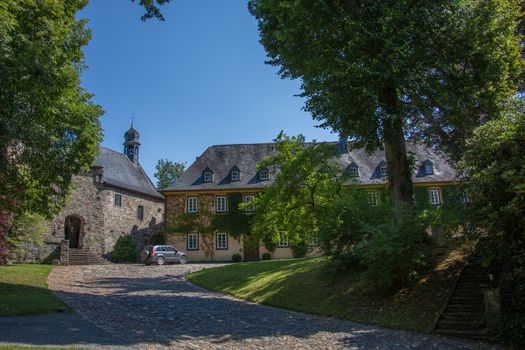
[38,264,500,349]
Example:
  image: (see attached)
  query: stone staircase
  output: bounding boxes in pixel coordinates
[433,254,492,340]
[68,248,107,265]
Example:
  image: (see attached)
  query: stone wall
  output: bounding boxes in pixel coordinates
[33,172,165,262]
[101,186,164,257]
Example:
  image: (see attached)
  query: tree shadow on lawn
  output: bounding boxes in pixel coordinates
[0,270,493,349]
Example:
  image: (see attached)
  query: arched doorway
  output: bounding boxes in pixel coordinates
[64,215,83,249]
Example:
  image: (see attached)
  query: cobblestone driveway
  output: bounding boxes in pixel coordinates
[48,263,500,350]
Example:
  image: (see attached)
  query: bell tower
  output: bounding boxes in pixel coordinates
[123,121,140,165]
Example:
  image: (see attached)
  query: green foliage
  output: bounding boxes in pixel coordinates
[352,213,427,290]
[232,253,242,263]
[130,0,172,21]
[460,98,525,259]
[211,193,252,238]
[0,0,103,218]
[6,213,46,262]
[111,235,137,263]
[262,252,271,260]
[148,232,164,245]
[248,0,522,159]
[154,158,185,189]
[495,259,525,348]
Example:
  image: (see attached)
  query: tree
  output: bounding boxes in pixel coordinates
[154,158,185,189]
[131,0,172,21]
[0,0,103,264]
[248,0,522,213]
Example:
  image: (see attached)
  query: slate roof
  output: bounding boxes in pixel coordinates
[162,142,456,193]
[94,147,163,199]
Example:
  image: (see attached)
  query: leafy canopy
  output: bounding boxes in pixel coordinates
[249,0,522,158]
[154,158,185,189]
[0,0,103,217]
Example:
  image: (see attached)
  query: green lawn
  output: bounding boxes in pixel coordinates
[187,249,467,333]
[0,264,67,316]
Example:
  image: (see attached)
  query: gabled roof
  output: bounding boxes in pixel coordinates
[161,142,456,192]
[94,147,163,200]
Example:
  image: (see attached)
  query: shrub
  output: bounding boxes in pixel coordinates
[262,252,271,260]
[291,241,308,258]
[111,235,137,262]
[494,261,525,348]
[232,253,242,262]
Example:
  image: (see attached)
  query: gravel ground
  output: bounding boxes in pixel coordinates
[38,263,503,350]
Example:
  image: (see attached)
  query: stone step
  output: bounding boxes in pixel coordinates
[449,295,484,304]
[437,320,486,331]
[452,289,484,297]
[456,282,491,289]
[441,313,484,322]
[445,304,485,313]
[457,274,491,283]
[434,329,487,340]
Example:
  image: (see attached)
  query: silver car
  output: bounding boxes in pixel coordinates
[141,245,188,265]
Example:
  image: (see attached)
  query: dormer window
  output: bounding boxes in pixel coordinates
[259,169,269,181]
[423,160,434,175]
[348,163,359,177]
[379,162,387,177]
[231,170,240,181]
[202,167,214,182]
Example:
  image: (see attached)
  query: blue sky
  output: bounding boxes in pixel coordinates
[79,0,334,180]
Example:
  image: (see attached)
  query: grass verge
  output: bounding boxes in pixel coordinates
[0,264,66,316]
[187,244,469,333]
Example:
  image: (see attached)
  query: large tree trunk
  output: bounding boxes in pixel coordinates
[381,86,414,214]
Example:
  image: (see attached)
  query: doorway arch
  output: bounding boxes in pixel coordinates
[64,215,84,249]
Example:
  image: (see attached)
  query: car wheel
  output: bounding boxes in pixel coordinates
[157,256,165,266]
[140,249,150,260]
[179,255,188,264]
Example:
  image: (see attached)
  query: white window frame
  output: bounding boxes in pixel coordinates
[368,191,379,207]
[306,233,319,246]
[187,233,199,250]
[244,195,255,212]
[114,193,122,207]
[278,231,289,247]
[216,232,228,250]
[349,166,358,177]
[379,166,387,177]
[461,191,470,204]
[429,188,441,205]
[259,169,269,180]
[187,196,198,213]
[231,170,240,181]
[204,171,213,182]
[216,196,227,213]
[425,162,434,175]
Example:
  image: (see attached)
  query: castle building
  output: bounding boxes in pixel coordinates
[161,141,456,261]
[35,124,164,263]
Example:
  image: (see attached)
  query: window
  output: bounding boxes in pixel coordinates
[137,205,144,221]
[187,196,198,213]
[187,233,199,250]
[278,231,289,247]
[429,188,441,205]
[203,171,213,182]
[368,191,379,207]
[244,195,255,212]
[379,165,387,177]
[114,193,122,207]
[461,191,470,204]
[216,232,228,250]
[259,169,269,180]
[348,166,359,177]
[216,196,227,213]
[424,161,434,175]
[231,170,240,181]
